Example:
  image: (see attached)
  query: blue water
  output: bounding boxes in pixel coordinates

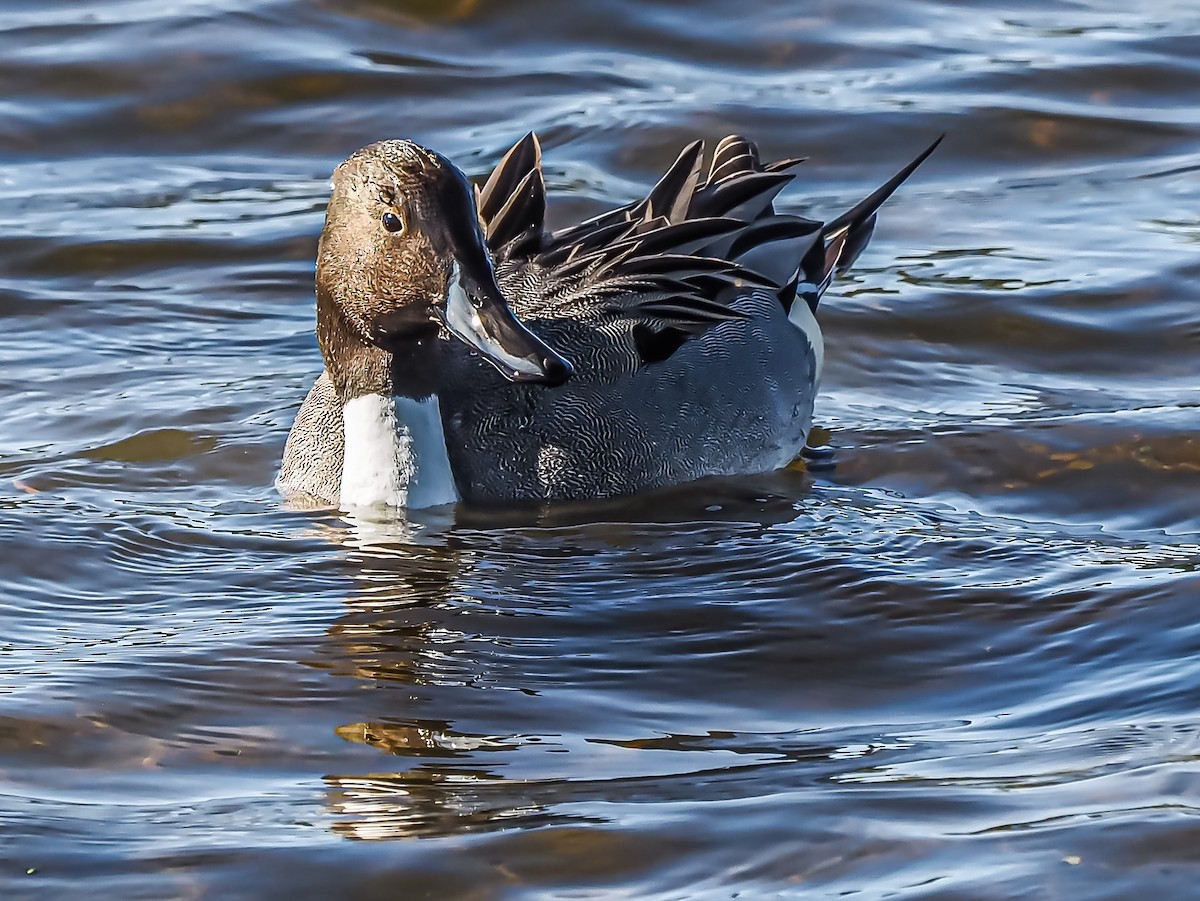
[2,1,1199,898]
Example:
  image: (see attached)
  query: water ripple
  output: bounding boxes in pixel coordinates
[2,0,1199,897]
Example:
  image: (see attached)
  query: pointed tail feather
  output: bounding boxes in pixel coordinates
[788,135,942,312]
[824,134,942,271]
[825,135,942,235]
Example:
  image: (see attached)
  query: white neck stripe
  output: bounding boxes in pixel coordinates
[340,393,459,510]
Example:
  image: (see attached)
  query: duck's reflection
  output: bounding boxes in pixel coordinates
[327,727,579,842]
[305,471,813,841]
[297,502,561,840]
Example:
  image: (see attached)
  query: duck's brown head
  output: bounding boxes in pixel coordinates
[315,140,572,393]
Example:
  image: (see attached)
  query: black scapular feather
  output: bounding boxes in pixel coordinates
[477,130,942,363]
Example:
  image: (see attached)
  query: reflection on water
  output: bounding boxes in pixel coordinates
[290,477,1200,872]
[2,0,1200,897]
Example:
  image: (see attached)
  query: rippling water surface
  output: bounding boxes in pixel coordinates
[2,1,1199,897]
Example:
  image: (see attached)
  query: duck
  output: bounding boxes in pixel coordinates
[278,131,940,510]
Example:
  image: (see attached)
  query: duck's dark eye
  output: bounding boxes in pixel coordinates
[381,212,404,233]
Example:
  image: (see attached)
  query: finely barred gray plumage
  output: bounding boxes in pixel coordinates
[278,131,941,507]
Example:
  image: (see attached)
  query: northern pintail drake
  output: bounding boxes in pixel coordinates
[278,132,940,509]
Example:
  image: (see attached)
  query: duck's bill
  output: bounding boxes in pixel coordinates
[438,263,573,387]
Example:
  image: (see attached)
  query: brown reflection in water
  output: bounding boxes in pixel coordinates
[304,517,468,688]
[334,719,524,757]
[320,0,483,29]
[302,481,818,842]
[326,767,574,842]
[843,419,1200,527]
[299,515,562,840]
[1019,432,1200,483]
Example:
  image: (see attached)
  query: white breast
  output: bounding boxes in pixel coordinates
[340,394,459,510]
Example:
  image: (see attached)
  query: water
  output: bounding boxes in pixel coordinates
[2,0,1199,897]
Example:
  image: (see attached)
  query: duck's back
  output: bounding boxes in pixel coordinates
[439,283,817,504]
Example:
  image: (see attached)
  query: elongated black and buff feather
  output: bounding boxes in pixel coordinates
[476,131,939,363]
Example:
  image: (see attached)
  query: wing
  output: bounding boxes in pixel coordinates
[477,131,940,364]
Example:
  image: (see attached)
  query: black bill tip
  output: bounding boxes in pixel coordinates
[537,354,573,387]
